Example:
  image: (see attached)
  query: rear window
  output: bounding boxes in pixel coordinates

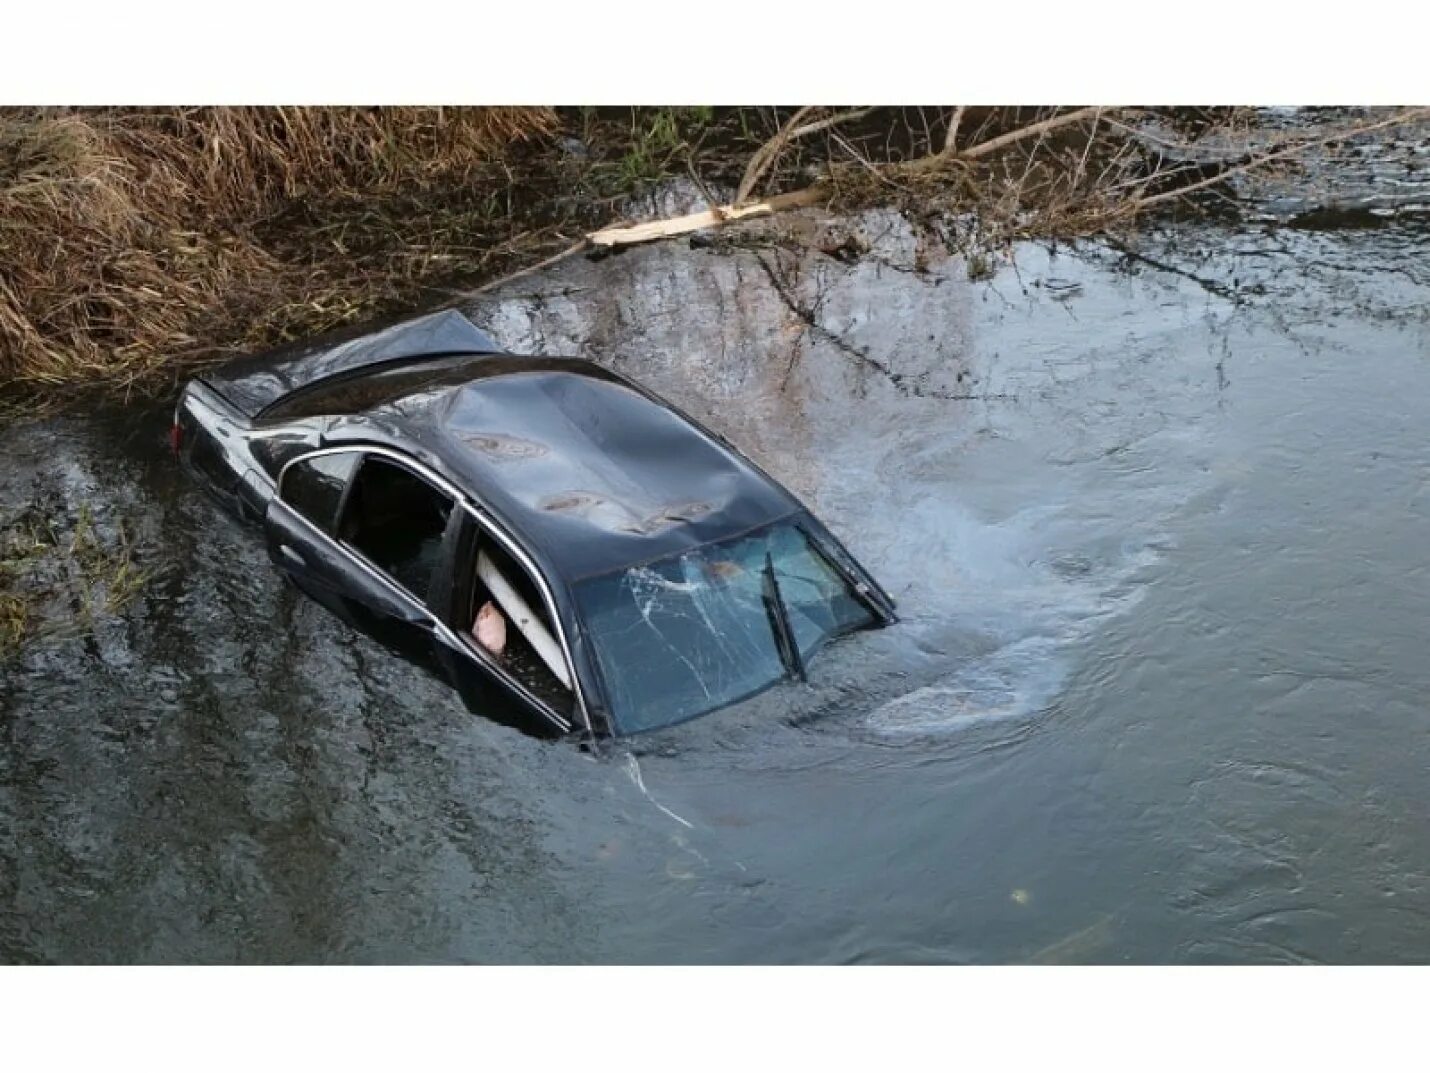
[259,356,493,421]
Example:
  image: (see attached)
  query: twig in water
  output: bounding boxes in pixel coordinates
[458,238,590,299]
[1129,107,1430,211]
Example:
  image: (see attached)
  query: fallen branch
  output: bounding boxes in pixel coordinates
[581,106,1430,257]
[735,106,818,206]
[958,106,1109,160]
[460,237,590,296]
[586,188,826,248]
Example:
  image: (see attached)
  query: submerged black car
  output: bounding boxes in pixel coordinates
[174,310,897,739]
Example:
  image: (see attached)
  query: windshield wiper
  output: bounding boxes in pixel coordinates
[761,551,807,682]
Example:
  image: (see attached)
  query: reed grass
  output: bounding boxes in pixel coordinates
[0,106,558,402]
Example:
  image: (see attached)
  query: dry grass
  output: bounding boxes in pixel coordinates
[0,106,559,402]
[1,512,57,654]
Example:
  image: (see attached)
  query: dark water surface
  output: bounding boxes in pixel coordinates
[3,165,1429,962]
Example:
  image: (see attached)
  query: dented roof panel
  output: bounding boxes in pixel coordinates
[373,367,801,581]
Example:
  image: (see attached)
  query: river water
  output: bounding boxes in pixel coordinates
[2,133,1428,963]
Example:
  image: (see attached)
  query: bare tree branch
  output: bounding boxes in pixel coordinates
[588,188,826,249]
[784,106,879,143]
[736,106,879,205]
[735,106,819,206]
[943,106,966,155]
[577,106,1430,256]
[959,106,1108,160]
[1128,106,1430,210]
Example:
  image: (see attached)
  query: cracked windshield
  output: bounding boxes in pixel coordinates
[576,520,876,732]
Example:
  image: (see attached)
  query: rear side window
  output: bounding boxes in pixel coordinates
[339,456,454,600]
[281,452,360,534]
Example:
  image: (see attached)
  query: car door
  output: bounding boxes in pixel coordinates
[265,448,448,674]
[429,509,583,739]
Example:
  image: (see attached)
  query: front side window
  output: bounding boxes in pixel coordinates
[574,519,876,734]
[281,451,360,534]
[465,534,573,711]
[338,456,453,600]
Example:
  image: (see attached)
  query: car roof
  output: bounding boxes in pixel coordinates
[350,357,802,582]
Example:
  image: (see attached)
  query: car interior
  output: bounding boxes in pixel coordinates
[339,456,453,599]
[463,534,573,711]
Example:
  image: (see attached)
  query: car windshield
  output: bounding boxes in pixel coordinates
[574,519,876,734]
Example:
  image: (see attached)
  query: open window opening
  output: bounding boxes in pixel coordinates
[466,534,572,710]
[339,456,453,600]
[282,450,360,534]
